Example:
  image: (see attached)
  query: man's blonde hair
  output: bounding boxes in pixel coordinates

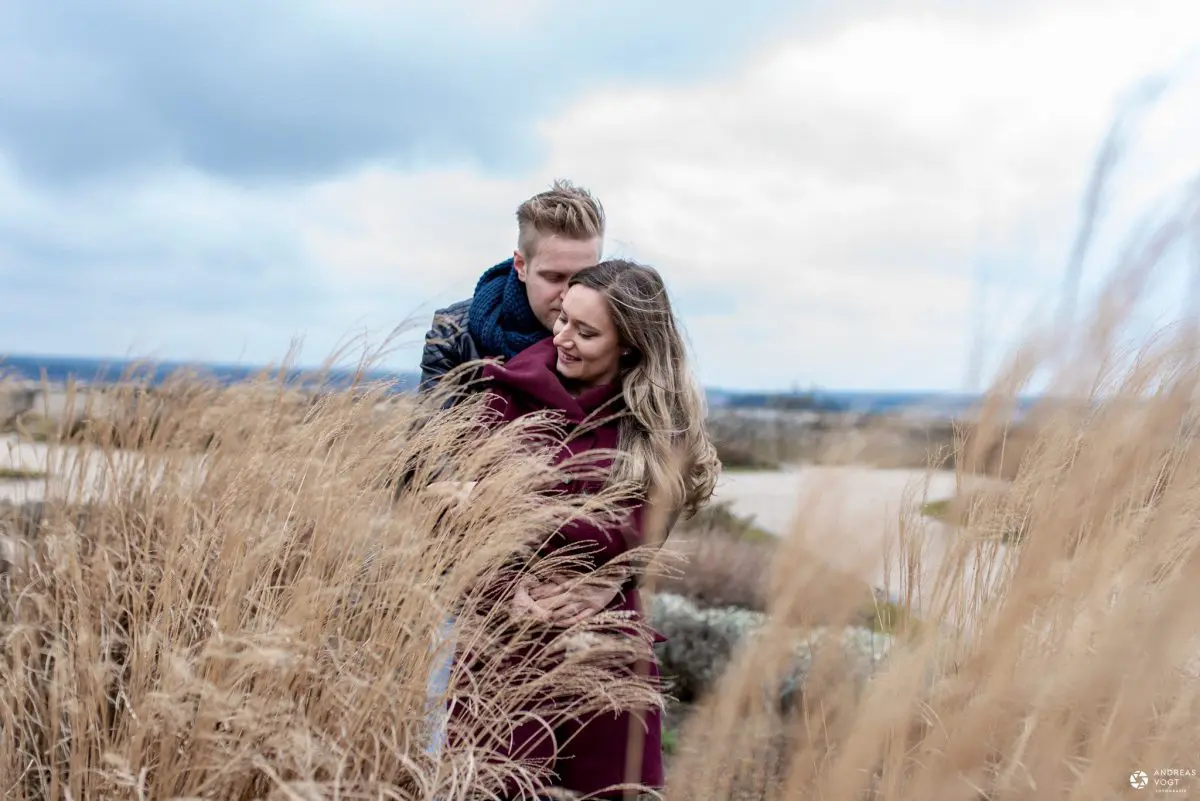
[515,179,605,260]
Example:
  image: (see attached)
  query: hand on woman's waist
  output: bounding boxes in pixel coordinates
[513,572,628,627]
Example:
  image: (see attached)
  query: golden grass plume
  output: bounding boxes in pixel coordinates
[0,361,667,800]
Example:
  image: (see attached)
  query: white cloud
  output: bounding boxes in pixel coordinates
[300,0,1200,389]
[301,168,528,301]
[0,157,334,363]
[7,1,1199,390]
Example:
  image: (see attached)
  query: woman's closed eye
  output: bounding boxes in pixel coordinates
[559,314,594,339]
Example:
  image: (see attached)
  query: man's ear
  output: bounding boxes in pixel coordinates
[512,249,528,282]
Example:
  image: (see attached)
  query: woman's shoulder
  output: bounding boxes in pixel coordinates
[479,339,573,417]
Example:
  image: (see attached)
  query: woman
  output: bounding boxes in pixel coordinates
[453,259,720,800]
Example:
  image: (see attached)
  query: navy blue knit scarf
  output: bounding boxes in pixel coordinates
[467,258,549,360]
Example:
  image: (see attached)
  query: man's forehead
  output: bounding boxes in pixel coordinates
[533,236,601,266]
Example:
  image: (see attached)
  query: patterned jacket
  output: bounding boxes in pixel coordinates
[418,298,481,399]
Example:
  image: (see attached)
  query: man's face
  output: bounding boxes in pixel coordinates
[513,234,602,331]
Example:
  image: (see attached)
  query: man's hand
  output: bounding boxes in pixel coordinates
[511,577,553,621]
[525,574,624,627]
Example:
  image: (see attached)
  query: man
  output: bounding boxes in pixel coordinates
[419,179,606,397]
[417,180,607,769]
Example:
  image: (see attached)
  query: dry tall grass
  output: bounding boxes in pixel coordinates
[7,242,1200,798]
[0,364,667,800]
[662,198,1200,799]
[6,192,1200,801]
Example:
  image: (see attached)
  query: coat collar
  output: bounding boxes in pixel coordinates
[482,339,624,424]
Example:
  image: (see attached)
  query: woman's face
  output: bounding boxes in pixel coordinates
[552,285,623,388]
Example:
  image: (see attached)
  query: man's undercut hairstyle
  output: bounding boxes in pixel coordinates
[515,179,606,260]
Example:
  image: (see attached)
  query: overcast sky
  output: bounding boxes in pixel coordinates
[2,0,1200,391]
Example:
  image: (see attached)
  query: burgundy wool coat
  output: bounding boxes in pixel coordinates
[451,337,665,798]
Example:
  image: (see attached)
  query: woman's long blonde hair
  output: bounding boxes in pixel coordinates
[567,260,720,519]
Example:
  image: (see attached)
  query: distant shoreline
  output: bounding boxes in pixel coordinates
[1,353,421,394]
[2,352,1041,418]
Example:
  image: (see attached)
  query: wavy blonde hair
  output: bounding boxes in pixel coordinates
[567,260,720,519]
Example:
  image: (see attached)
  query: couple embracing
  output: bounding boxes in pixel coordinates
[419,180,720,800]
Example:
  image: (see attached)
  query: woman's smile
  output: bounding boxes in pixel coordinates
[552,285,622,387]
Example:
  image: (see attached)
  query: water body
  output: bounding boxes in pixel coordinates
[2,353,1038,417]
[1,354,420,393]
